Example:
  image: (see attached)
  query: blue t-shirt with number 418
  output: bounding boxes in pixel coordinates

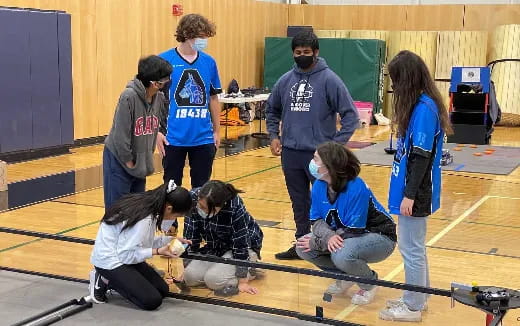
[159,48,222,147]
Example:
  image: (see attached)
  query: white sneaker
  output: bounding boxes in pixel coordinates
[325,280,354,295]
[351,287,377,305]
[386,297,428,312]
[380,301,422,322]
[374,112,391,126]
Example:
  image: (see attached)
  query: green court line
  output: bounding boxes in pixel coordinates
[225,164,281,183]
[0,164,282,254]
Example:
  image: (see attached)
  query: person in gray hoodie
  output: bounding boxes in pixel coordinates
[266,31,359,260]
[103,55,172,209]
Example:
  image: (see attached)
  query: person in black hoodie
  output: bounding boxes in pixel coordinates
[266,30,360,260]
[103,55,172,209]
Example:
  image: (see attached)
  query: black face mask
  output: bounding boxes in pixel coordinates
[294,55,315,70]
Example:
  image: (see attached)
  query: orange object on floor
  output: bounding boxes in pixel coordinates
[457,144,466,147]
[470,145,478,148]
[473,152,482,156]
[453,147,462,151]
[220,107,246,126]
[484,150,493,155]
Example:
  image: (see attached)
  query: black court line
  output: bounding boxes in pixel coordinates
[428,245,520,260]
[51,200,105,209]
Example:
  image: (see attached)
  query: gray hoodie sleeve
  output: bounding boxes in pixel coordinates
[266,79,283,141]
[326,74,359,144]
[112,95,134,164]
[157,92,169,135]
[309,219,336,251]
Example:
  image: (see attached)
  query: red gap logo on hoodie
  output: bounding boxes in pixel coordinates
[134,116,159,136]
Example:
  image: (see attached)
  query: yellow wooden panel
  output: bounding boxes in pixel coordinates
[141,0,178,56]
[302,5,354,30]
[288,4,304,26]
[464,5,520,31]
[435,31,488,80]
[95,0,143,136]
[405,5,464,31]
[315,30,337,38]
[353,5,406,31]
[348,30,389,42]
[387,31,438,76]
[435,81,451,111]
[490,25,520,122]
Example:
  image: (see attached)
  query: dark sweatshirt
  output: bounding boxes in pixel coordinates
[266,57,359,151]
[105,78,166,179]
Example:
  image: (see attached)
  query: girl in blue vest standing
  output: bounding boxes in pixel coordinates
[380,50,452,322]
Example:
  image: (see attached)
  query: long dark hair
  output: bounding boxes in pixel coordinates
[198,180,243,216]
[317,142,360,193]
[102,182,192,231]
[388,50,453,138]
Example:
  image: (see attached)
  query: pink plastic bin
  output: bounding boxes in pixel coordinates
[354,101,373,125]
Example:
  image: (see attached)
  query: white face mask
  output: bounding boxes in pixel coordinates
[197,206,209,219]
[161,219,175,232]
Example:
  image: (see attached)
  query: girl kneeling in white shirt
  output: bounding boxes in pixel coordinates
[89,180,192,310]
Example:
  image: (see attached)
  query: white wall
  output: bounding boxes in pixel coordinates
[305,0,519,4]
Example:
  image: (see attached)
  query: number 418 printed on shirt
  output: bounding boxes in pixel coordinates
[176,108,208,119]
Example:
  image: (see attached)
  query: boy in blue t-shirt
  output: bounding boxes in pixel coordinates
[157,14,222,190]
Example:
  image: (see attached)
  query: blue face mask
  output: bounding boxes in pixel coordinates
[309,159,327,180]
[192,38,208,51]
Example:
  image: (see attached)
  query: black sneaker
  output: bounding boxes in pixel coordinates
[89,269,108,303]
[274,245,302,260]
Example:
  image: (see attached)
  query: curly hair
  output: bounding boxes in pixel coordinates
[175,14,216,42]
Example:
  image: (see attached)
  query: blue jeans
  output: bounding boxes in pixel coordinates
[103,147,145,209]
[398,215,430,311]
[296,233,396,290]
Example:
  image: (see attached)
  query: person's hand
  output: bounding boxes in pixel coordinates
[156,132,169,157]
[213,131,221,149]
[327,235,344,253]
[176,238,192,245]
[270,139,282,156]
[296,235,311,253]
[157,244,180,258]
[238,280,259,295]
[125,161,135,169]
[400,197,415,216]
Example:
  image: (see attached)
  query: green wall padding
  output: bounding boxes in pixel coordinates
[263,37,386,115]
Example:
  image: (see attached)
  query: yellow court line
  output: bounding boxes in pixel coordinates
[486,195,520,200]
[334,195,490,321]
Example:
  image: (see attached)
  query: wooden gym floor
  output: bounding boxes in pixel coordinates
[1,121,520,325]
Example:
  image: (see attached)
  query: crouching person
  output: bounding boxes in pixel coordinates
[183,180,263,296]
[296,142,397,305]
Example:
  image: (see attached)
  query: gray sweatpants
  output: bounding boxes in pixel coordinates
[183,250,258,290]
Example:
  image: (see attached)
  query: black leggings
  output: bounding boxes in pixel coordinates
[96,262,169,311]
